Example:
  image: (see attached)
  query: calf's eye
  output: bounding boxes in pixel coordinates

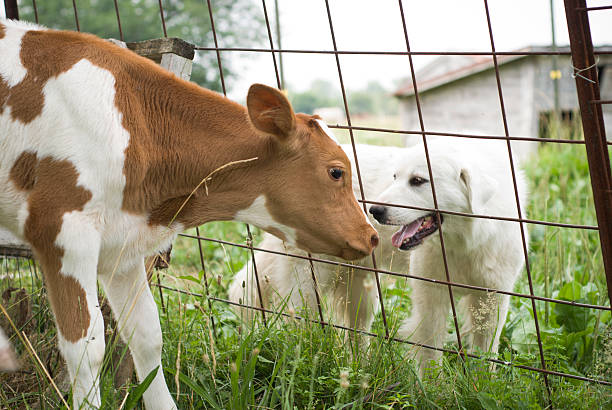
[329,168,344,181]
[409,176,428,186]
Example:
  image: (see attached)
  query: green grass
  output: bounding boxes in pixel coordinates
[1,131,611,408]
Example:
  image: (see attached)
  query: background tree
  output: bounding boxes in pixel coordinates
[289,79,339,114]
[289,79,398,116]
[347,81,398,116]
[15,0,265,92]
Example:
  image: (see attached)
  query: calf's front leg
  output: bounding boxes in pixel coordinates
[29,214,105,408]
[99,260,176,410]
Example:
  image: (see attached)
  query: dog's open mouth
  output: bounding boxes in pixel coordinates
[391,213,442,250]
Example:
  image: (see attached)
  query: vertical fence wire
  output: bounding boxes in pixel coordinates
[195,226,217,336]
[482,0,552,400]
[261,0,282,90]
[2,0,611,393]
[206,0,226,95]
[274,0,285,89]
[157,0,168,38]
[71,0,79,31]
[396,0,465,359]
[323,0,390,338]
[245,225,267,325]
[31,0,37,23]
[112,0,123,41]
[205,0,268,326]
[308,257,326,329]
[3,0,18,19]
[259,0,326,327]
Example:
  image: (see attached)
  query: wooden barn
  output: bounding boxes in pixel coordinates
[395,45,612,156]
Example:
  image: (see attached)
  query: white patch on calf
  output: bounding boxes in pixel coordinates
[234,195,297,246]
[315,119,339,144]
[55,211,101,284]
[0,21,32,87]
[98,213,182,276]
[56,307,106,408]
[0,59,131,247]
[39,60,130,210]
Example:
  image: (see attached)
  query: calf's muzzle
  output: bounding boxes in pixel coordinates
[342,224,379,260]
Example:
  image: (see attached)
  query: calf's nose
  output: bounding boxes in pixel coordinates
[344,225,379,260]
[369,205,387,223]
[370,233,379,248]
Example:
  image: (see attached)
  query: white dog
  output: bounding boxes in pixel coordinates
[229,144,410,333]
[369,137,527,373]
[230,138,527,374]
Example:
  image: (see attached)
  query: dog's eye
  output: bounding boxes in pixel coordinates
[409,176,428,186]
[393,173,397,180]
[329,168,344,181]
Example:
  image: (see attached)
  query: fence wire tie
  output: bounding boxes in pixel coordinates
[571,57,599,84]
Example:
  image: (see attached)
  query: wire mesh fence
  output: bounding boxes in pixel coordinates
[1,0,612,403]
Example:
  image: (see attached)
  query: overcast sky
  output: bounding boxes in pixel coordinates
[225,0,612,98]
[3,1,611,99]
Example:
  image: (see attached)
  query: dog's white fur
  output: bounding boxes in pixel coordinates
[229,144,410,332]
[376,138,527,374]
[230,138,527,375]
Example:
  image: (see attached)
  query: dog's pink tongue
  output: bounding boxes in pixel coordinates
[391,219,422,248]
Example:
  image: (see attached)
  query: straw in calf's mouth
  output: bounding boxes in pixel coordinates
[391,213,441,250]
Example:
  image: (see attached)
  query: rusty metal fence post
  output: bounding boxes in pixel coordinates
[564,0,612,306]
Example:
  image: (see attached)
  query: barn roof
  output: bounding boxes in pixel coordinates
[394,45,612,97]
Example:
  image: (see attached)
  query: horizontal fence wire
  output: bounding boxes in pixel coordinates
[483,0,551,396]
[4,0,611,399]
[578,5,612,12]
[324,0,390,339]
[178,233,611,312]
[151,283,612,387]
[396,0,465,363]
[61,0,612,390]
[359,199,599,230]
[327,124,612,145]
[190,0,612,387]
[193,47,612,56]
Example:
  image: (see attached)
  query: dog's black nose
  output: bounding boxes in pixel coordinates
[369,205,387,223]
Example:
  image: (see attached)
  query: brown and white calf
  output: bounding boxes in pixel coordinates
[0,20,377,409]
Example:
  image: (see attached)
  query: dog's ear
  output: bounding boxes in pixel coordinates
[460,166,498,214]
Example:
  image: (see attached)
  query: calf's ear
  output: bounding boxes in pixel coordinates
[460,166,498,215]
[247,84,296,139]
